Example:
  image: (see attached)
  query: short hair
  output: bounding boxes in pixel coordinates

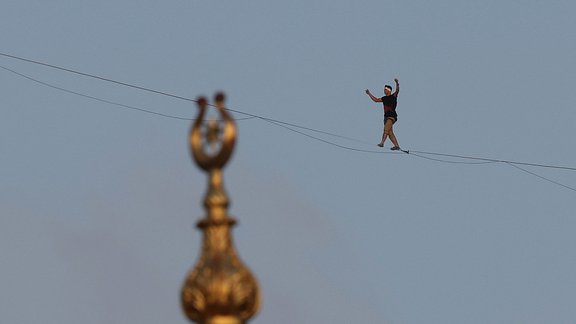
[385,85,393,91]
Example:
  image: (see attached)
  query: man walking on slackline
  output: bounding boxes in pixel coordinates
[365,78,401,150]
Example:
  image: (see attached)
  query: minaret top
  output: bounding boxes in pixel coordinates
[181,93,260,324]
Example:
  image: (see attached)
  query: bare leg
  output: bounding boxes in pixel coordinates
[388,128,400,148]
[379,132,388,146]
[378,119,388,146]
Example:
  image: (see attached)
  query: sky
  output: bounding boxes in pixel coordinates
[1,1,576,323]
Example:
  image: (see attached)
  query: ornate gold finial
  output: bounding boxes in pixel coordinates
[181,92,260,324]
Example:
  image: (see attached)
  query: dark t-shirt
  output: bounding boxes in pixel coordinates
[381,94,398,119]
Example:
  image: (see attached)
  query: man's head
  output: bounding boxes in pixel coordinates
[384,85,393,95]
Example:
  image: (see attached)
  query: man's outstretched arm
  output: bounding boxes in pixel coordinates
[365,89,382,102]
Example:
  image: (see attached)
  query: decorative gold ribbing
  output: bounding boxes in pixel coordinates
[181,93,260,324]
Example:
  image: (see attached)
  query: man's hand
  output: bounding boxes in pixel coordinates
[394,78,399,84]
[365,89,370,94]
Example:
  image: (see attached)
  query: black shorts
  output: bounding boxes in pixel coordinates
[385,116,397,123]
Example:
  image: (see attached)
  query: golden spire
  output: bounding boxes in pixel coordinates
[181,92,260,324]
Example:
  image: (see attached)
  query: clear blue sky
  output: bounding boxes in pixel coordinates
[1,1,576,323]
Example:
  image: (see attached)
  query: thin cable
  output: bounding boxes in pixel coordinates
[265,119,399,154]
[221,106,372,145]
[0,65,191,120]
[505,162,576,192]
[0,52,197,103]
[410,151,576,193]
[0,52,370,143]
[0,65,255,122]
[410,149,576,171]
[409,152,497,165]
[0,52,362,142]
